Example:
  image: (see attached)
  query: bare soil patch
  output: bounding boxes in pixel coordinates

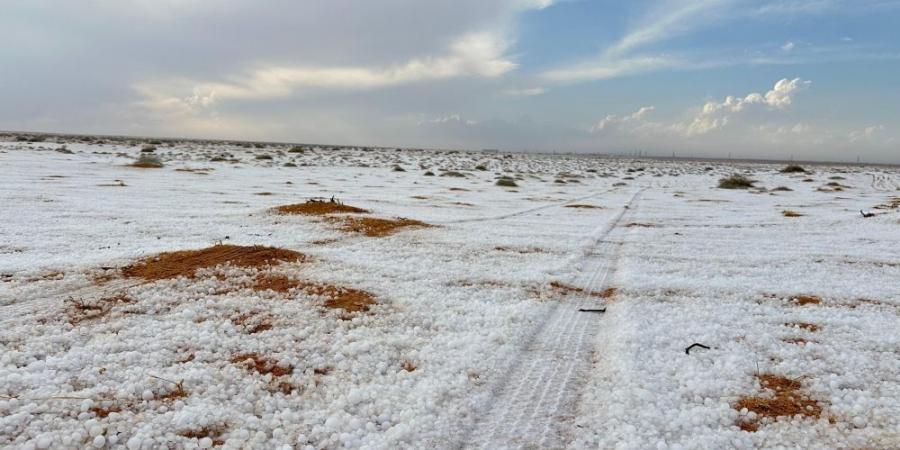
[565,204,603,209]
[231,353,294,377]
[337,217,431,237]
[735,374,824,432]
[550,281,616,298]
[782,210,804,217]
[122,245,305,281]
[66,294,133,324]
[784,322,821,332]
[294,282,376,312]
[252,273,302,293]
[273,199,369,215]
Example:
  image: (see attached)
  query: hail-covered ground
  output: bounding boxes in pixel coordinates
[1,136,898,450]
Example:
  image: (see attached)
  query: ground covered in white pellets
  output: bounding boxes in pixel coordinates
[1,134,898,449]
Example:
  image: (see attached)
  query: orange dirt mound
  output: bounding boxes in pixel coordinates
[791,295,822,306]
[295,281,375,312]
[253,273,302,293]
[338,217,431,237]
[735,374,824,431]
[122,245,304,281]
[273,200,368,215]
[231,353,294,376]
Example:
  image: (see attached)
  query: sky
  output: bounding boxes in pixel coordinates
[1,0,899,163]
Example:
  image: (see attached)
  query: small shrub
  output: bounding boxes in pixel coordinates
[772,186,793,192]
[496,178,518,187]
[140,144,157,153]
[780,165,806,173]
[132,153,163,168]
[718,174,754,189]
[392,165,406,172]
[441,171,466,178]
[475,164,488,171]
[255,154,273,160]
[288,146,305,153]
[424,171,435,176]
[283,162,297,167]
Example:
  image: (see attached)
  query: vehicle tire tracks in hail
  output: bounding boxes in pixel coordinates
[461,189,643,450]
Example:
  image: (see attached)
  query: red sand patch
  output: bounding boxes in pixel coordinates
[735,374,824,432]
[252,273,302,293]
[231,353,294,377]
[273,200,368,215]
[336,216,431,237]
[295,281,376,312]
[122,245,304,281]
[791,295,822,306]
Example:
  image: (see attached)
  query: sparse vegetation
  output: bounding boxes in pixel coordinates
[496,178,518,187]
[131,153,163,168]
[717,174,754,189]
[780,165,807,173]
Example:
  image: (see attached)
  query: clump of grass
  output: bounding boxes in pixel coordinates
[782,210,803,217]
[392,165,406,172]
[288,146,305,153]
[780,165,807,173]
[496,178,518,187]
[255,154,273,160]
[424,171,435,176]
[772,186,793,192]
[441,171,466,178]
[131,153,163,168]
[718,174,754,189]
[475,164,488,171]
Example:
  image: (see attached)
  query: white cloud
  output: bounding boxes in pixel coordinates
[606,0,730,57]
[590,106,655,133]
[136,31,517,110]
[849,124,885,142]
[542,56,676,82]
[588,78,810,139]
[418,114,479,126]
[501,86,546,97]
[781,41,795,51]
[677,78,810,135]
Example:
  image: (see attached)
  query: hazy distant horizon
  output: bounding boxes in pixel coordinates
[2,1,899,163]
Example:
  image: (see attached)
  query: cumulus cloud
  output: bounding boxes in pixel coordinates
[590,106,656,133]
[588,78,811,140]
[677,78,810,136]
[781,41,795,51]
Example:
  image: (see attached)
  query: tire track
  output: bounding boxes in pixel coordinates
[461,189,642,450]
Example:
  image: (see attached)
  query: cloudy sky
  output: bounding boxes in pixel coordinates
[2,0,899,162]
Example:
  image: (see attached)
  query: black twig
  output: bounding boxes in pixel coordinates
[578,308,606,313]
[685,343,711,355]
